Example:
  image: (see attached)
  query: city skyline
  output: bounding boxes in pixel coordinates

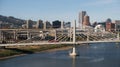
[0,0,120,25]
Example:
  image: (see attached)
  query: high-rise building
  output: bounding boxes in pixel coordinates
[44,21,46,30]
[46,21,52,29]
[92,22,98,27]
[36,20,43,29]
[79,11,86,28]
[52,20,61,28]
[44,21,52,29]
[83,15,91,26]
[26,20,33,29]
[64,22,71,28]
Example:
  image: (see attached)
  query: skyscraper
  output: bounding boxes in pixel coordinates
[44,21,52,29]
[83,15,91,26]
[26,20,33,29]
[79,11,86,28]
[36,20,43,29]
[46,21,52,29]
[64,22,71,28]
[52,20,61,28]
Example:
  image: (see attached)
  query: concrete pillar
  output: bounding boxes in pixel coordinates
[44,22,46,30]
[13,31,15,41]
[70,28,72,42]
[0,30,1,40]
[27,30,30,39]
[61,21,64,29]
[55,30,57,40]
[1,31,3,40]
[2,31,5,41]
[87,32,89,41]
[13,30,17,40]
[73,20,76,43]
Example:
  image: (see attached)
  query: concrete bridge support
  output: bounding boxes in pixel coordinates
[55,30,57,41]
[87,32,89,41]
[44,22,46,30]
[69,28,72,42]
[73,20,76,44]
[13,30,18,40]
[0,31,2,41]
[27,31,31,39]
[61,21,64,29]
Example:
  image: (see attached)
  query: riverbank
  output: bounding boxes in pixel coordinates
[0,44,73,60]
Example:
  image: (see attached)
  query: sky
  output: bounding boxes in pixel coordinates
[0,0,120,26]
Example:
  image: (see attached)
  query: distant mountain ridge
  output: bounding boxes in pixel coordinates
[0,15,26,28]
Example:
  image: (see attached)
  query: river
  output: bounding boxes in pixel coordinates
[0,42,120,67]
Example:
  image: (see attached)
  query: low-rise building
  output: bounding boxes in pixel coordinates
[114,20,120,31]
[106,22,115,32]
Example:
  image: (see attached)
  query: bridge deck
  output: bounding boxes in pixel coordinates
[0,40,120,46]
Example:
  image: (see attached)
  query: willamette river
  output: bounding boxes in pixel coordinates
[0,42,120,67]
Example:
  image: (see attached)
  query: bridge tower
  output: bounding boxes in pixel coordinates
[73,20,76,44]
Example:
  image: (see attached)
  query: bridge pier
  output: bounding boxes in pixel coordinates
[0,30,2,41]
[1,31,3,41]
[13,30,18,40]
[27,30,31,39]
[61,21,64,29]
[69,28,72,42]
[87,32,89,41]
[44,22,46,30]
[2,31,6,41]
[55,30,57,40]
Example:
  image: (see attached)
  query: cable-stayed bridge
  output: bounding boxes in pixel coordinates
[0,21,120,46]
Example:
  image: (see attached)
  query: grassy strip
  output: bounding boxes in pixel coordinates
[0,49,22,57]
[0,44,72,59]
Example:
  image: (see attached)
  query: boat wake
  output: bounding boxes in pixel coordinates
[88,57,104,62]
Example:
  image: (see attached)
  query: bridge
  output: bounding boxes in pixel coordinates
[0,21,120,46]
[0,40,120,46]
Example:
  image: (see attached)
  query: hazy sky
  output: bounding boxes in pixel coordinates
[0,0,120,24]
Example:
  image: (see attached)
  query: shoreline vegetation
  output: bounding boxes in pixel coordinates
[0,44,73,60]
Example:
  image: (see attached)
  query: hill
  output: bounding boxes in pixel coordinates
[0,15,26,28]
